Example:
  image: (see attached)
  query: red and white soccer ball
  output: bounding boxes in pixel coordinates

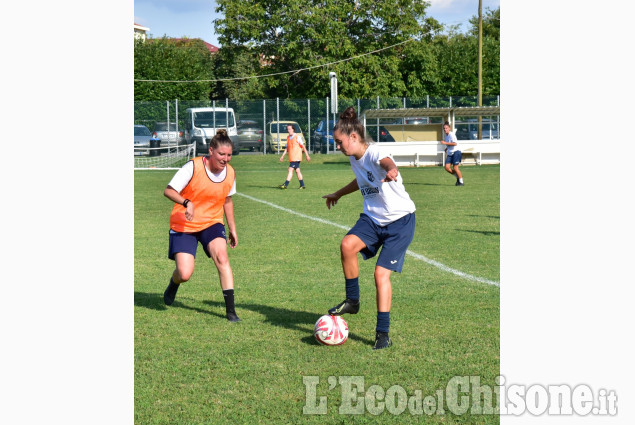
[314,315,349,346]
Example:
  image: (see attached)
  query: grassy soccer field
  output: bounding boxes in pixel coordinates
[134,154,500,424]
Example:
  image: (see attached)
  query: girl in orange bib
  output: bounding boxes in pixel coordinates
[163,129,241,322]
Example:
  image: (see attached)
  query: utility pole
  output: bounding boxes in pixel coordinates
[478,0,483,140]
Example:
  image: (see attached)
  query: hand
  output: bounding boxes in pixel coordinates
[306,155,311,162]
[185,202,194,221]
[381,168,398,182]
[322,193,340,209]
[228,230,238,248]
[280,156,284,162]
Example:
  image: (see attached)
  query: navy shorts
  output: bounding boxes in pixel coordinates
[445,151,462,165]
[288,161,301,169]
[347,212,416,273]
[168,223,226,260]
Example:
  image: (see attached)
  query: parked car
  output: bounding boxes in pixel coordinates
[266,121,306,153]
[134,124,159,156]
[311,120,336,153]
[377,126,396,142]
[455,122,499,140]
[236,120,264,151]
[152,122,185,151]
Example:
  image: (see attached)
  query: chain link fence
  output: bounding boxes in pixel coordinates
[134,96,500,156]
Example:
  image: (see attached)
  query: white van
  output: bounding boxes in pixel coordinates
[184,107,239,155]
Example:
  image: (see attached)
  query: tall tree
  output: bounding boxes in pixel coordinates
[214,0,441,99]
[134,37,216,101]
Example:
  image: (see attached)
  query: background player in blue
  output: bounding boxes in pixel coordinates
[322,107,416,350]
[441,121,464,186]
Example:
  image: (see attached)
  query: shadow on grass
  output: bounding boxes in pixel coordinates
[204,300,374,346]
[134,291,227,319]
[405,182,443,186]
[456,229,500,236]
[467,214,500,220]
[133,292,373,346]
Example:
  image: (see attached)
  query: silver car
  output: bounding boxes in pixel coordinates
[134,125,154,156]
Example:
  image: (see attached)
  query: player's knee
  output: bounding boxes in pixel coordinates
[340,237,358,256]
[213,251,230,268]
[176,268,193,282]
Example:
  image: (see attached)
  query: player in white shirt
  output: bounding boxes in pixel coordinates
[322,107,416,350]
[441,122,464,186]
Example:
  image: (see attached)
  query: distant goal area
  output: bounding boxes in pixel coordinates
[134,142,196,170]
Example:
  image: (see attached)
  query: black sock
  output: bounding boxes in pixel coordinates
[223,289,236,314]
[284,180,290,187]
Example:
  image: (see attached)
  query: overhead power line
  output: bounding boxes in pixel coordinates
[134,38,414,83]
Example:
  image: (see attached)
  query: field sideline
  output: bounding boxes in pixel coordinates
[135,154,500,424]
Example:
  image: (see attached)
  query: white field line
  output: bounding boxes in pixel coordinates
[236,193,500,287]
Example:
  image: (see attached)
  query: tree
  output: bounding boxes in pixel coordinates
[214,0,441,99]
[468,7,500,41]
[134,37,216,101]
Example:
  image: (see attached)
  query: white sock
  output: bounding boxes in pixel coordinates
[459,178,463,183]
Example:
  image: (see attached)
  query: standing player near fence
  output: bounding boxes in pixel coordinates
[279,124,311,189]
[162,129,241,322]
[322,107,416,350]
[441,122,464,186]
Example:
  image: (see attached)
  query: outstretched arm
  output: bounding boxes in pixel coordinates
[322,178,359,209]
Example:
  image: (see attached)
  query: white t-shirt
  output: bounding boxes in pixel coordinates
[349,144,416,226]
[168,159,237,195]
[445,131,459,155]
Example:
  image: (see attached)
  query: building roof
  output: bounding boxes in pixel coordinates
[171,38,219,54]
[134,22,150,32]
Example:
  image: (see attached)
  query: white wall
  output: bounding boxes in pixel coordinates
[374,140,501,167]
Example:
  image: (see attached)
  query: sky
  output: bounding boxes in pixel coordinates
[134,0,500,47]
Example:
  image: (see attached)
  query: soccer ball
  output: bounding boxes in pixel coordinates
[314,315,349,346]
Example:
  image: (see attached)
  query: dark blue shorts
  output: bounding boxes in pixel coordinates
[288,161,301,169]
[347,212,416,273]
[445,151,462,165]
[168,223,226,260]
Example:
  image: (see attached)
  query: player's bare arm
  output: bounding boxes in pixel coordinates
[323,178,359,209]
[164,185,195,221]
[379,157,399,182]
[223,196,237,248]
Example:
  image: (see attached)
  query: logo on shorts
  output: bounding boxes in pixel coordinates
[367,171,375,182]
[390,260,398,264]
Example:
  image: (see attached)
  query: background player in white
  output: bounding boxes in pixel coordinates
[441,121,464,186]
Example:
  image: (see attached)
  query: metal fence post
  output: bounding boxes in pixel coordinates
[326,97,329,154]
[376,96,380,142]
[307,99,311,153]
[263,99,266,154]
[276,97,280,154]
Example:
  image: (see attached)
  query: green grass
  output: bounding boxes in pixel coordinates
[135,154,500,424]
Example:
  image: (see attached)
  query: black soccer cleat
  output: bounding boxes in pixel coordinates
[299,186,306,190]
[373,331,393,350]
[226,312,241,322]
[163,280,180,306]
[455,180,464,186]
[279,184,287,190]
[328,299,360,315]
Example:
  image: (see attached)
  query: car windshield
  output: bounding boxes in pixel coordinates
[154,123,178,131]
[238,121,259,129]
[271,123,301,133]
[193,112,235,128]
[134,126,151,136]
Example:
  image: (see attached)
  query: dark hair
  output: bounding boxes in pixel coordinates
[443,121,451,127]
[333,106,369,145]
[209,128,234,150]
